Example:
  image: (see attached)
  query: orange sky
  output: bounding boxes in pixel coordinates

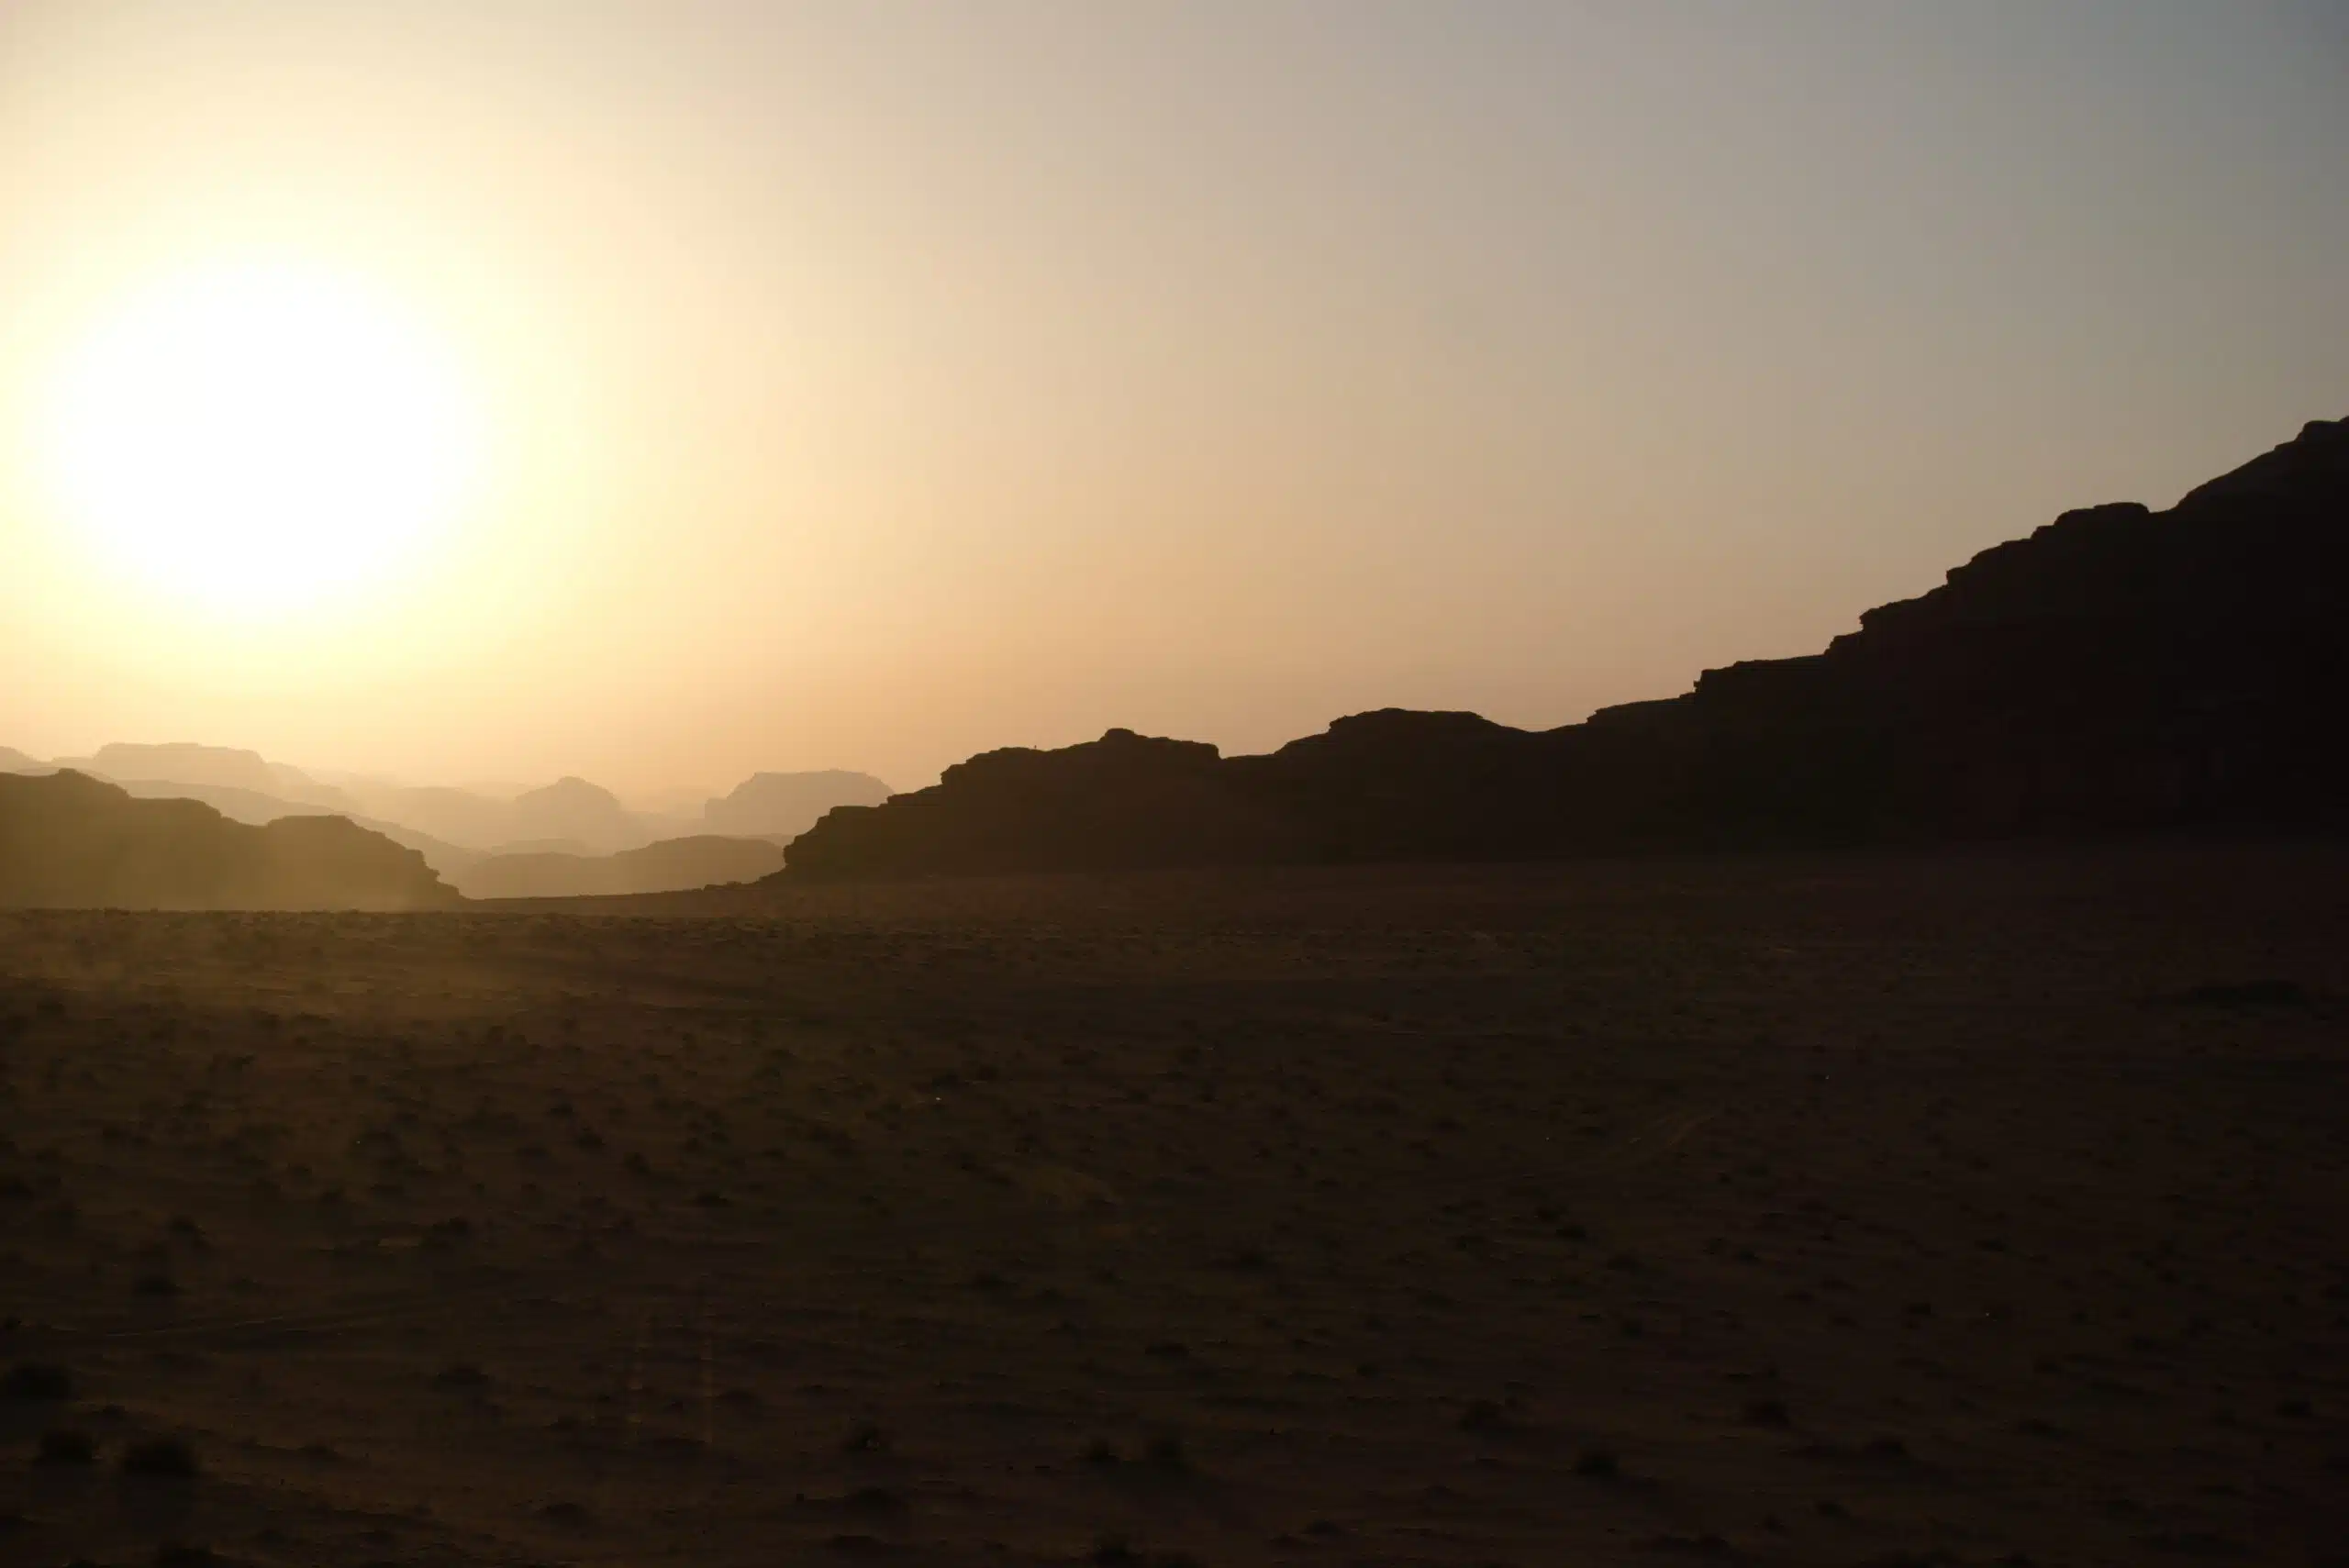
[3,3,2344,797]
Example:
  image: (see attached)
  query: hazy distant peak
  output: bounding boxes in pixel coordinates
[515,774,625,808]
[56,741,361,814]
[507,775,647,854]
[700,770,892,841]
[0,745,50,774]
[82,741,278,795]
[716,768,893,797]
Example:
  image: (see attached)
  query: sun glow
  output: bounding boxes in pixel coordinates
[41,261,483,617]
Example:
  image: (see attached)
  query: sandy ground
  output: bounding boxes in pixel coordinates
[2,842,2345,1567]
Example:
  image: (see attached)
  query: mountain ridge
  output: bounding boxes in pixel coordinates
[780,416,2348,878]
[0,771,459,910]
[453,834,787,900]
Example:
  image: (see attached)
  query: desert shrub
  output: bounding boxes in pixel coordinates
[1082,1437,1120,1465]
[1743,1397,1791,1427]
[120,1437,198,1477]
[841,1420,891,1454]
[1573,1445,1620,1478]
[1144,1432,1189,1472]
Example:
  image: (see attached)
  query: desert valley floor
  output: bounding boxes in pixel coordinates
[2,844,2345,1567]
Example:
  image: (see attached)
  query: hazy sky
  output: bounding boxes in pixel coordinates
[3,2,2343,798]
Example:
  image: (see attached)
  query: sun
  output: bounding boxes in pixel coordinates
[42,261,483,617]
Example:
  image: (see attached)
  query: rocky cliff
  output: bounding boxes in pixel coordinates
[782,417,2349,877]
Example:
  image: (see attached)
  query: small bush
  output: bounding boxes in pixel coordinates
[841,1421,891,1454]
[121,1437,198,1478]
[1743,1397,1791,1428]
[1573,1445,1620,1478]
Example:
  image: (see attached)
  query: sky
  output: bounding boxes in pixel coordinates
[2,1,2344,799]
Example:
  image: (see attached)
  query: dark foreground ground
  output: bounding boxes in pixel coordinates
[3,844,2346,1567]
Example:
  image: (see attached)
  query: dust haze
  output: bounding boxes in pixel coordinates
[4,4,2347,1565]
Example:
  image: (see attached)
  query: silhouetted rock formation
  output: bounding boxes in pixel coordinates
[1,746,50,774]
[785,731,1283,876]
[456,835,786,900]
[785,417,2349,877]
[701,771,893,841]
[0,771,460,909]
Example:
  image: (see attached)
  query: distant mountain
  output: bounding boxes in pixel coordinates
[482,837,594,858]
[784,416,2349,878]
[45,748,748,859]
[0,771,459,910]
[1,746,50,774]
[101,779,482,878]
[331,782,522,851]
[59,741,274,794]
[508,776,650,855]
[334,775,649,854]
[702,771,892,841]
[456,834,785,900]
[58,742,361,812]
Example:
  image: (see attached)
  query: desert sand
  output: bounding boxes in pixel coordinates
[3,842,2344,1566]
